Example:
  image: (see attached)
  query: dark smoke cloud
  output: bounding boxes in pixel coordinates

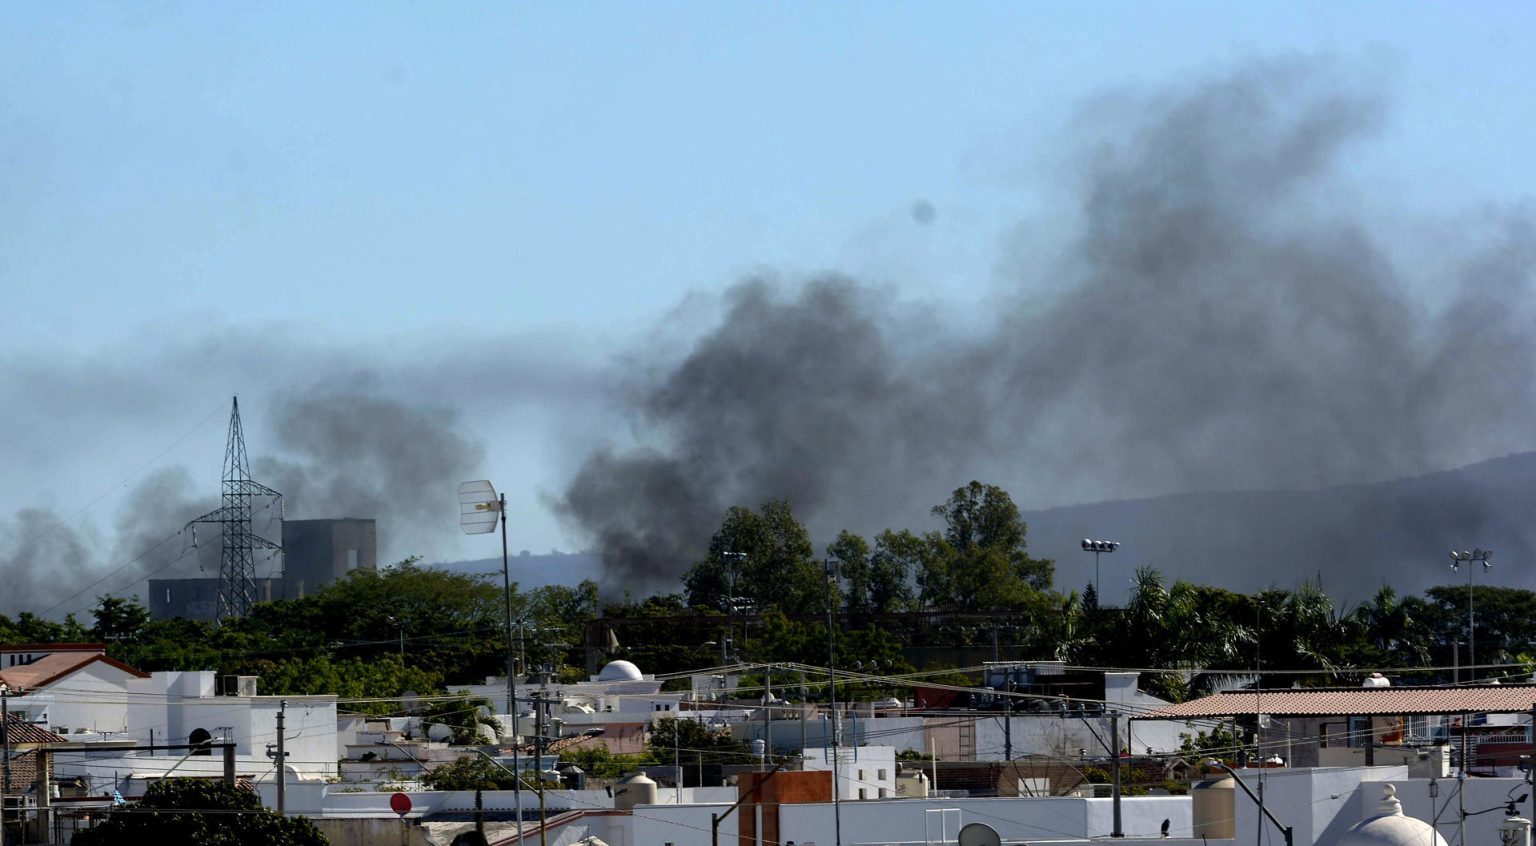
[254,388,487,562]
[0,509,98,617]
[559,59,1536,598]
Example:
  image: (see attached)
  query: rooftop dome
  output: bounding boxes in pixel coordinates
[597,659,644,682]
[1333,785,1448,846]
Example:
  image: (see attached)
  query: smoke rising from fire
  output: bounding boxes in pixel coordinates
[559,60,1536,595]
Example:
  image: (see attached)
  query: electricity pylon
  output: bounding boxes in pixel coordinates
[187,397,284,620]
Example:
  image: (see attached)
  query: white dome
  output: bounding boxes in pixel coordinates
[1332,785,1448,846]
[598,660,644,682]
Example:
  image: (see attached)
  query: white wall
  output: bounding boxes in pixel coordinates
[804,746,899,799]
[44,663,141,735]
[780,795,1192,844]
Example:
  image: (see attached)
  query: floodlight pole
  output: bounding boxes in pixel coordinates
[1450,549,1492,682]
[499,493,524,833]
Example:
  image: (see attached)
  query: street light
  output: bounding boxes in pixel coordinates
[1081,539,1120,602]
[1449,548,1493,683]
[458,480,523,836]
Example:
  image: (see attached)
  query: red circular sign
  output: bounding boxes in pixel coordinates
[390,792,412,817]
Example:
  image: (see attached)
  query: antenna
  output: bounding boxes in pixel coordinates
[186,397,284,620]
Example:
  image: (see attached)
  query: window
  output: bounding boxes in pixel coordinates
[878,768,887,780]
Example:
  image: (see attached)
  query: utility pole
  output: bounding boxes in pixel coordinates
[1,683,12,846]
[825,559,843,846]
[458,481,525,836]
[1003,682,1013,763]
[275,700,288,815]
[535,692,548,846]
[799,669,808,756]
[499,493,524,834]
[1110,711,1123,838]
[763,669,772,769]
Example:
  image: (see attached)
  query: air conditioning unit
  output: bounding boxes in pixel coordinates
[219,675,259,697]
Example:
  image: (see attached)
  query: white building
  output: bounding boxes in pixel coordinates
[802,745,899,800]
[0,643,339,794]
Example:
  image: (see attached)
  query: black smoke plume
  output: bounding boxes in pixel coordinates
[559,59,1536,597]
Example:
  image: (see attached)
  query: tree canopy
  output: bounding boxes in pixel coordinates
[72,779,328,846]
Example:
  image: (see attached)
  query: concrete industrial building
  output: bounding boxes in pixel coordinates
[148,518,376,620]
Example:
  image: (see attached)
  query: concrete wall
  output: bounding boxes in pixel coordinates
[45,663,141,735]
[283,518,378,596]
[780,795,1192,844]
[755,711,1200,764]
[309,818,434,846]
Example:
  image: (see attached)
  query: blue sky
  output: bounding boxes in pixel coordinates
[7,3,1533,345]
[4,3,1535,594]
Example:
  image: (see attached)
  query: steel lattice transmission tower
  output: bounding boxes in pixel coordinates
[187,397,284,620]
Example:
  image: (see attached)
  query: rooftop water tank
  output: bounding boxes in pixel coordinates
[1192,774,1236,839]
[614,772,658,810]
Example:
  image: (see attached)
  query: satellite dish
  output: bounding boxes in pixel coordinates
[957,822,1003,846]
[458,480,501,535]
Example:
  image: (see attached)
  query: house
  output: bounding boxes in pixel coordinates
[0,713,67,844]
[0,643,339,798]
[0,644,151,735]
[1133,682,1536,772]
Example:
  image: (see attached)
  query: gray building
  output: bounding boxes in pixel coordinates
[148,518,377,620]
[282,518,377,597]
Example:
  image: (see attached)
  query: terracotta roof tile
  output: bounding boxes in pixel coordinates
[1132,684,1536,719]
[1,715,63,793]
[0,652,150,690]
[2,713,67,745]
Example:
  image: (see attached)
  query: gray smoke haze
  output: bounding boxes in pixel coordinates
[0,509,98,617]
[254,388,487,559]
[0,328,598,615]
[559,59,1536,596]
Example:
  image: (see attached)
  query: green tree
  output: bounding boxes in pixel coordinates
[90,595,151,642]
[828,531,871,613]
[917,482,1051,610]
[0,611,88,644]
[228,654,443,714]
[422,754,522,790]
[866,530,919,613]
[72,779,328,846]
[646,716,754,765]
[422,694,502,745]
[682,500,825,614]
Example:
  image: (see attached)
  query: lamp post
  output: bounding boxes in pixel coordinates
[458,481,523,837]
[1449,549,1493,683]
[1081,539,1120,602]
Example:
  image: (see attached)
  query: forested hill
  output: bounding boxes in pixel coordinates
[1025,451,1536,603]
[433,551,602,588]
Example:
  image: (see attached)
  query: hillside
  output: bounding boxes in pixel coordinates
[1024,452,1536,603]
